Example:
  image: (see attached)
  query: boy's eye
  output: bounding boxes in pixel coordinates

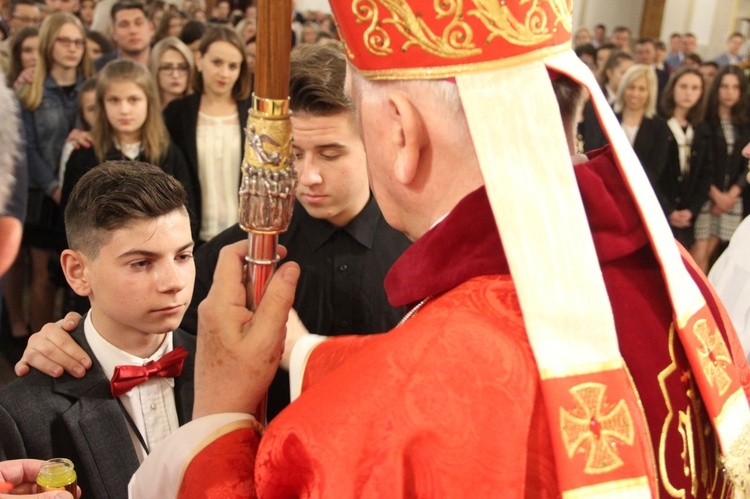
[177,253,194,262]
[129,260,150,269]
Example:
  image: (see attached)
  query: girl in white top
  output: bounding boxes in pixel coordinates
[163,25,252,243]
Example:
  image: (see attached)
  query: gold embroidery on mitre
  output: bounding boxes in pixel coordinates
[353,0,479,58]
[351,0,571,59]
[693,319,732,397]
[560,383,635,474]
[468,0,571,46]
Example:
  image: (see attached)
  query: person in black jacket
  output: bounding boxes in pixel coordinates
[657,66,713,249]
[578,50,634,153]
[613,64,669,199]
[162,25,252,244]
[692,65,750,272]
[61,60,194,313]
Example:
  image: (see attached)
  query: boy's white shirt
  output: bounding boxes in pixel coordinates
[128,333,328,498]
[84,312,179,462]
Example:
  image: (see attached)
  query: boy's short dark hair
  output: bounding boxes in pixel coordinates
[110,0,147,22]
[289,43,352,116]
[9,0,37,17]
[179,19,205,45]
[86,30,114,55]
[65,162,187,258]
[574,43,596,59]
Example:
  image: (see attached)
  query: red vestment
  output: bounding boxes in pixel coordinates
[179,147,740,498]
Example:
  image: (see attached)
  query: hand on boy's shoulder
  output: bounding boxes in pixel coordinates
[15,313,92,380]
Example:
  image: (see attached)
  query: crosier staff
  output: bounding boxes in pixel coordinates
[237,0,295,422]
[238,0,295,313]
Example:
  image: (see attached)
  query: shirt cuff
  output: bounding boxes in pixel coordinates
[289,334,327,402]
[128,413,255,499]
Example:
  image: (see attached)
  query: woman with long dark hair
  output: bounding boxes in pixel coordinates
[691,65,750,272]
[656,66,712,249]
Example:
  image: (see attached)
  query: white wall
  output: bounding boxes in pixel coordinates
[662,0,724,58]
[572,0,645,36]
[295,0,331,13]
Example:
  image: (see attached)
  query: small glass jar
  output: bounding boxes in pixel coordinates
[36,458,77,494]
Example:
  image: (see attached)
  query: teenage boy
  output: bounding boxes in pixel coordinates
[0,161,195,499]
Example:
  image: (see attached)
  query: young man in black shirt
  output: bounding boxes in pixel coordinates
[183,44,410,417]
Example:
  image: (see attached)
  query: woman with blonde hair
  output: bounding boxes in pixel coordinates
[235,17,256,43]
[13,12,91,333]
[613,64,669,192]
[150,36,194,109]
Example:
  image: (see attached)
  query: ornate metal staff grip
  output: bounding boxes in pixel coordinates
[238,95,296,311]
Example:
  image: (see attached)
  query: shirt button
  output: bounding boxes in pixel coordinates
[338,264,348,272]
[340,320,349,328]
[150,403,157,411]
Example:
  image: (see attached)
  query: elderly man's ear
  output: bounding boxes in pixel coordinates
[387,90,427,186]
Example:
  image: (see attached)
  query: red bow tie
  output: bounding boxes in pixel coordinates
[110,347,188,398]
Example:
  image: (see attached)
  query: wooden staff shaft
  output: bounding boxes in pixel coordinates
[256,0,292,100]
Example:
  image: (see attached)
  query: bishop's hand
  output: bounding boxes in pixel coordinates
[194,241,299,419]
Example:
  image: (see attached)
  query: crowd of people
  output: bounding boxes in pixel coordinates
[0,0,341,340]
[1,1,750,496]
[574,25,750,273]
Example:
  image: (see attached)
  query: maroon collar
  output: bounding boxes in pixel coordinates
[384,146,651,308]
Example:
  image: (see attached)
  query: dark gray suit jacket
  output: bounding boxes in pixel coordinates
[0,323,195,499]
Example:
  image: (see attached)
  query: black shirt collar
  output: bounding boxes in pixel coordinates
[298,193,381,251]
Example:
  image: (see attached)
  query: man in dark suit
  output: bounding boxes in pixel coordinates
[664,33,684,71]
[635,38,669,105]
[0,162,196,499]
[93,0,153,71]
[713,32,746,67]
